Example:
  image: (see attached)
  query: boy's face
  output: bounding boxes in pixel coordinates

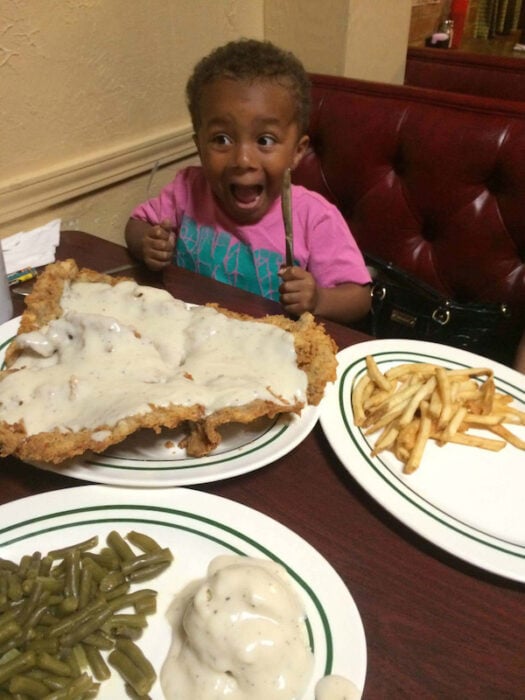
[194,77,309,225]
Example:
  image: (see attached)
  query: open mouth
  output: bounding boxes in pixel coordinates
[230,183,264,207]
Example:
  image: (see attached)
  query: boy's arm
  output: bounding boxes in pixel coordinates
[125,218,174,271]
[279,267,371,325]
[313,281,371,325]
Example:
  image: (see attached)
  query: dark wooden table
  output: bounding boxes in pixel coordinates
[4,231,524,698]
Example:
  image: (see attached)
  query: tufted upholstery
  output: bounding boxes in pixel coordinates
[405,48,525,102]
[293,73,525,343]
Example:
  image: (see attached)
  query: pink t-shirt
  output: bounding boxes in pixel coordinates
[132,166,370,300]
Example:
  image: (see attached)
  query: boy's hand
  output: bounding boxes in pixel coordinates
[279,266,318,317]
[143,219,175,271]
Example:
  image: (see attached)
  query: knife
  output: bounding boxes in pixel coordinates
[281,168,294,267]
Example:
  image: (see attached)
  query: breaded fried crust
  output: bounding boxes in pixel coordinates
[0,260,337,463]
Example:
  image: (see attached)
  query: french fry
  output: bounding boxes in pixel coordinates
[435,366,451,428]
[440,431,506,451]
[351,373,370,427]
[489,424,525,450]
[398,376,436,428]
[404,401,432,474]
[365,355,392,392]
[439,405,467,443]
[351,355,524,474]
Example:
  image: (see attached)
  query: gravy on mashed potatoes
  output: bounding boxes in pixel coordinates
[160,555,314,699]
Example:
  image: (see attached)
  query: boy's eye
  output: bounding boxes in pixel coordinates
[211,133,233,146]
[257,134,277,147]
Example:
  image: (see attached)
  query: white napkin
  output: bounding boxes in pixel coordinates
[1,219,61,275]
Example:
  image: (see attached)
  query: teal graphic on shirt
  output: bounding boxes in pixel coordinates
[176,215,284,300]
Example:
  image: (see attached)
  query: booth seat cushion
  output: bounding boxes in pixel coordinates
[293,73,525,335]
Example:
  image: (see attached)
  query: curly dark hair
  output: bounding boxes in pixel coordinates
[186,38,311,134]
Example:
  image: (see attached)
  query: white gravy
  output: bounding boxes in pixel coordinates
[160,555,314,700]
[0,279,306,435]
[315,674,362,700]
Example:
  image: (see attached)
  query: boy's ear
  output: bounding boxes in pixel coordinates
[192,133,200,155]
[292,134,310,169]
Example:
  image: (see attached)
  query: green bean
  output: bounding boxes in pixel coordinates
[78,556,106,584]
[122,548,173,575]
[127,561,172,583]
[37,611,60,627]
[116,638,156,680]
[98,569,125,593]
[48,598,107,638]
[121,549,173,577]
[48,537,99,560]
[35,652,72,678]
[106,589,157,613]
[8,674,48,698]
[60,646,81,678]
[126,530,162,554]
[94,547,120,571]
[108,648,154,697]
[0,574,7,608]
[0,531,171,698]
[22,577,63,596]
[19,602,49,636]
[133,594,157,616]
[18,555,32,578]
[57,596,78,616]
[25,553,42,580]
[17,582,47,627]
[39,676,70,691]
[59,605,113,647]
[64,550,80,604]
[25,639,59,655]
[77,566,93,610]
[7,572,23,602]
[102,582,130,601]
[0,558,18,572]
[83,644,111,681]
[106,531,135,563]
[0,603,23,630]
[0,650,36,684]
[41,672,97,700]
[108,613,147,630]
[39,557,53,578]
[124,682,153,700]
[82,631,113,651]
[105,614,146,640]
[0,619,21,645]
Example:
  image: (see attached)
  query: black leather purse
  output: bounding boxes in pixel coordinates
[365,254,516,366]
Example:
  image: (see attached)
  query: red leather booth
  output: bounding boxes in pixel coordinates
[405,47,525,102]
[293,73,525,353]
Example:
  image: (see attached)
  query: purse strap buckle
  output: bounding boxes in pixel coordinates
[432,305,451,326]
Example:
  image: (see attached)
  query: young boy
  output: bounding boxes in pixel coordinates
[125,39,371,324]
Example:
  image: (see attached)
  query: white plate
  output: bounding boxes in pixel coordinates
[0,317,319,487]
[0,485,367,698]
[320,339,525,582]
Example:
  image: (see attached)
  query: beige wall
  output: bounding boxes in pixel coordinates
[0,0,411,246]
[265,0,411,83]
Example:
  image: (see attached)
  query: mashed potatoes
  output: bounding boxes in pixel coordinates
[160,556,314,699]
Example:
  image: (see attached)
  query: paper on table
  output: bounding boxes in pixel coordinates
[0,219,60,275]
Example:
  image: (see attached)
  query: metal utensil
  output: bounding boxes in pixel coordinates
[281,168,294,267]
[12,263,138,297]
